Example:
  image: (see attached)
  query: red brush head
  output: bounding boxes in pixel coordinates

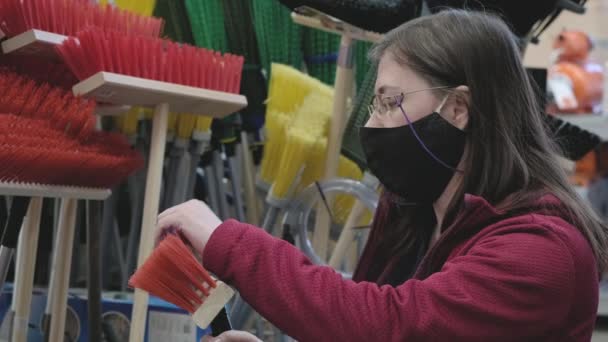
[0,114,144,188]
[0,0,163,37]
[0,70,96,140]
[0,54,78,89]
[57,29,246,94]
[129,233,218,314]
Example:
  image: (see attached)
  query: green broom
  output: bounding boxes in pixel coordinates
[354,40,374,90]
[251,0,304,75]
[222,0,266,134]
[153,0,194,44]
[185,0,228,52]
[302,28,340,85]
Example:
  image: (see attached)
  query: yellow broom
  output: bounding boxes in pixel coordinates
[258,63,332,190]
[99,0,157,16]
[261,90,332,233]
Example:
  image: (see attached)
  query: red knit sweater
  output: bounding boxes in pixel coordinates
[203,194,598,341]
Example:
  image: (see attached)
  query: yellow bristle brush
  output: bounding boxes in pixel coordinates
[267,91,332,201]
[260,90,333,235]
[259,64,332,191]
[258,110,290,189]
[99,0,157,16]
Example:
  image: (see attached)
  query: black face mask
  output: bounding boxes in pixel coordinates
[359,111,466,203]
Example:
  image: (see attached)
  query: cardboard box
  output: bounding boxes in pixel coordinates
[0,284,212,341]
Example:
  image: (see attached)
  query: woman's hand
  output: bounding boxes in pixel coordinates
[201,331,263,342]
[156,199,222,255]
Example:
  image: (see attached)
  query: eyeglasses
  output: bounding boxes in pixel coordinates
[367,86,452,118]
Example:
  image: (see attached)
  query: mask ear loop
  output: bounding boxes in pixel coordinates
[398,95,464,172]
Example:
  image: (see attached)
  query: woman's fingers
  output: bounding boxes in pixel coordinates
[157,205,178,220]
[201,335,216,342]
[154,214,182,245]
[200,331,263,342]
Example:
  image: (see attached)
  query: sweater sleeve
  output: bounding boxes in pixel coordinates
[203,219,576,342]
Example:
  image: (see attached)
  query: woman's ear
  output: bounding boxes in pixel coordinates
[443,85,470,130]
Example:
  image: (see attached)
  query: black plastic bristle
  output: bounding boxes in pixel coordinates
[1,196,30,249]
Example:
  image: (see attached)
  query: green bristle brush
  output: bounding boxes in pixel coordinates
[251,0,304,75]
[185,0,228,52]
[303,28,340,85]
[354,41,374,90]
[153,0,195,44]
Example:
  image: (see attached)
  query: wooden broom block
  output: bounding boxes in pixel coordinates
[73,72,248,117]
[290,9,383,43]
[1,29,66,59]
[191,280,235,329]
[0,181,110,200]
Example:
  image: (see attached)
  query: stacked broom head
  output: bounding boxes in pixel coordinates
[0,0,163,38]
[0,69,144,188]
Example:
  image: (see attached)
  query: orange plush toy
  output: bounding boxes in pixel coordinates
[547,30,605,186]
[547,30,603,114]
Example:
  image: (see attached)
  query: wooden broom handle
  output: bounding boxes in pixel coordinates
[241,131,260,225]
[11,197,43,342]
[48,197,78,342]
[313,35,355,260]
[328,199,366,269]
[324,36,354,180]
[129,102,170,342]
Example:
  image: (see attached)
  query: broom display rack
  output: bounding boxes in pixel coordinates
[0,182,110,342]
[291,6,384,43]
[1,24,248,342]
[291,5,382,268]
[70,68,246,342]
[1,29,66,59]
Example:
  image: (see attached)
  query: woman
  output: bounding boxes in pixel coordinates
[157,10,607,341]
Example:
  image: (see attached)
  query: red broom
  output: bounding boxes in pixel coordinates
[0,70,144,187]
[0,69,95,140]
[0,54,78,89]
[0,114,144,188]
[129,233,235,328]
[56,28,244,93]
[0,0,163,38]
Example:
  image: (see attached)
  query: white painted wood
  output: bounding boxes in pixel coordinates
[1,29,66,58]
[291,10,383,43]
[191,281,235,329]
[0,182,110,200]
[73,72,248,117]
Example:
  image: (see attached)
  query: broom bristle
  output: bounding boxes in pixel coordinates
[0,70,96,140]
[128,234,217,313]
[0,115,144,188]
[0,0,164,38]
[56,28,245,94]
[0,52,78,89]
